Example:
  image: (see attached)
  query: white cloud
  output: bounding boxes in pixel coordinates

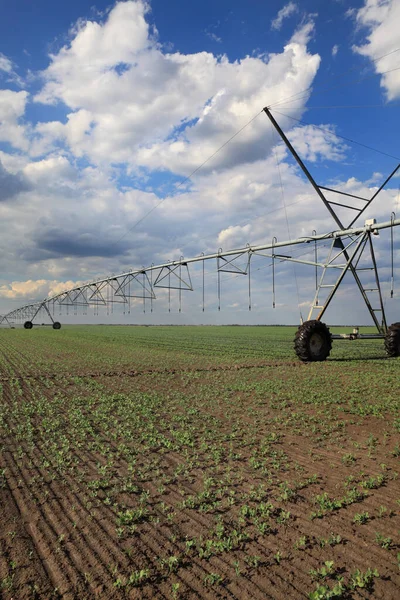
[0,53,24,86]
[289,19,316,46]
[0,279,82,300]
[332,44,339,57]
[218,224,252,248]
[206,32,222,43]
[353,0,400,100]
[0,53,13,74]
[271,2,298,31]
[32,2,319,174]
[23,155,74,179]
[0,159,31,202]
[288,124,348,162]
[0,141,397,323]
[135,24,319,176]
[345,8,357,19]
[1,1,397,325]
[0,150,29,172]
[0,90,29,150]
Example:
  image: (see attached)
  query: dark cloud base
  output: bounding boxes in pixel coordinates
[32,228,131,259]
[0,160,31,202]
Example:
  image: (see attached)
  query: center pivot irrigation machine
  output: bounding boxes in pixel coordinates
[1,107,399,362]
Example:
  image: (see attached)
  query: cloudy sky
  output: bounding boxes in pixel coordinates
[0,0,399,325]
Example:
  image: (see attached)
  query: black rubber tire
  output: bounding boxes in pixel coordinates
[384,323,400,357]
[52,321,61,330]
[294,320,332,362]
[23,321,33,329]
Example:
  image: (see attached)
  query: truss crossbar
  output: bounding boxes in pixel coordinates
[113,273,156,300]
[1,218,399,327]
[153,264,193,290]
[217,253,250,275]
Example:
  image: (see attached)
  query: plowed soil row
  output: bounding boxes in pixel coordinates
[0,326,399,599]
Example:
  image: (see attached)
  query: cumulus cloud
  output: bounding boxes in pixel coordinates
[32,227,132,259]
[288,124,348,162]
[331,44,339,57]
[1,1,397,324]
[32,1,319,174]
[218,224,252,248]
[0,89,29,150]
[0,160,31,202]
[0,279,82,300]
[353,0,400,100]
[271,2,298,31]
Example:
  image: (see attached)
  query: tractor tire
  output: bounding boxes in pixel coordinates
[384,323,400,357]
[23,321,33,329]
[294,320,332,362]
[52,321,61,330]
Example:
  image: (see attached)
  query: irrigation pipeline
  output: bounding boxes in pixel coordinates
[1,217,399,325]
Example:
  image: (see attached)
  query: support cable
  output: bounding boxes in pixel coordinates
[217,252,221,311]
[143,270,146,313]
[179,258,183,313]
[312,230,318,304]
[274,103,400,110]
[201,253,205,312]
[272,124,303,322]
[150,265,153,313]
[109,111,262,250]
[268,51,400,109]
[271,109,400,161]
[168,266,171,313]
[272,237,276,309]
[270,64,400,111]
[391,212,395,299]
[248,250,252,311]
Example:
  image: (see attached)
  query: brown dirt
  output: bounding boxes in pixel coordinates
[0,338,399,599]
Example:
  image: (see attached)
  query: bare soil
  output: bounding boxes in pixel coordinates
[0,328,399,599]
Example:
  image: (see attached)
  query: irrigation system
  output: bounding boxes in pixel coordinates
[1,107,399,362]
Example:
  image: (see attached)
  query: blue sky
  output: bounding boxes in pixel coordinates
[0,0,399,324]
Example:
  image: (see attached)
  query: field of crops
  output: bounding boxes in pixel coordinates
[0,325,399,599]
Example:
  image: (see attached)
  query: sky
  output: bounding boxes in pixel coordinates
[0,0,399,326]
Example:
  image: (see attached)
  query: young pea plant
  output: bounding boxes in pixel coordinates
[375,532,392,549]
[353,512,369,525]
[349,568,379,590]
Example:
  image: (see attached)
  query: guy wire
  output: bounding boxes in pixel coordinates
[271,121,303,322]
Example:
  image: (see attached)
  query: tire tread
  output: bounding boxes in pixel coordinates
[294,320,332,362]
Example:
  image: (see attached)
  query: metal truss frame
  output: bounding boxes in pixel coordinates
[262,106,400,336]
[1,109,399,332]
[1,218,398,328]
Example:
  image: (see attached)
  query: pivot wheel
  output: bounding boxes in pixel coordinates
[384,323,400,357]
[52,321,61,330]
[294,320,332,362]
[23,321,33,329]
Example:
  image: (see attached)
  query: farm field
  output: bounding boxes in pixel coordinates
[0,325,399,600]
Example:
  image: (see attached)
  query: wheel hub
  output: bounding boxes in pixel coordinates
[309,332,324,356]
